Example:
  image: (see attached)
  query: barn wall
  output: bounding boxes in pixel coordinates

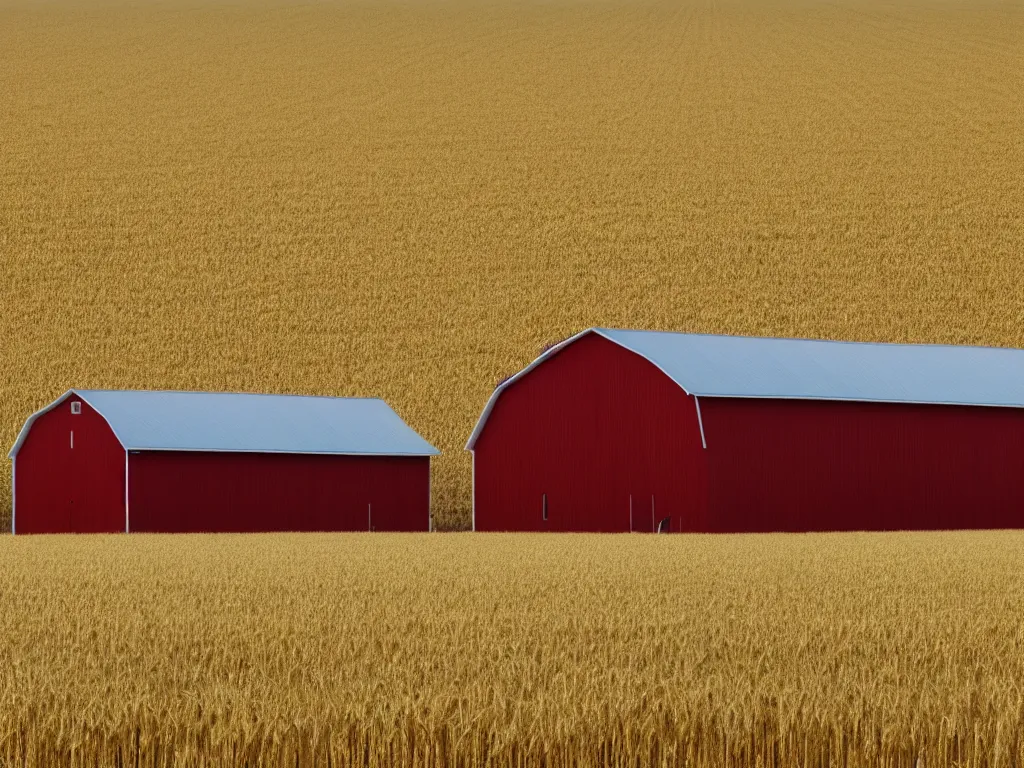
[127,452,431,532]
[472,333,708,532]
[14,395,125,534]
[700,397,1024,532]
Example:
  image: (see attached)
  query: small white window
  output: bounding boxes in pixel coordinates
[70,401,81,415]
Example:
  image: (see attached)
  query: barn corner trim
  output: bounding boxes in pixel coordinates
[464,328,592,451]
[463,327,698,451]
[8,390,71,459]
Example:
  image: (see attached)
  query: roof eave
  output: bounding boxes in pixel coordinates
[684,392,1024,409]
[121,446,442,457]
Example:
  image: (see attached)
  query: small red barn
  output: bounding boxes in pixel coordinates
[466,328,1024,533]
[9,389,439,534]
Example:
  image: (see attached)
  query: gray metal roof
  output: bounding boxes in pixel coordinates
[465,327,1024,449]
[10,389,440,458]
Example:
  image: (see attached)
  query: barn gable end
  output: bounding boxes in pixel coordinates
[471,332,708,532]
[12,392,126,534]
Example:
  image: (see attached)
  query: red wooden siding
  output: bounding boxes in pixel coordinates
[473,333,708,532]
[14,395,125,534]
[472,334,1024,533]
[700,397,1024,532]
[127,451,431,533]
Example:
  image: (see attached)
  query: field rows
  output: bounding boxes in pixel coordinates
[1,531,1023,766]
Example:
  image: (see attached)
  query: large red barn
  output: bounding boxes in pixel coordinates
[466,328,1024,533]
[9,389,439,534]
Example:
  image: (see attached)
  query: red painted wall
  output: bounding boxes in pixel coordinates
[473,333,709,532]
[700,397,1024,532]
[472,333,1024,532]
[127,451,431,532]
[14,395,125,534]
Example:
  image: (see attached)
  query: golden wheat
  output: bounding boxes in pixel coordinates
[0,531,1022,767]
[1,0,1022,530]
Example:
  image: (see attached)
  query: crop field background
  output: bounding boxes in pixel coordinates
[0,531,1022,767]
[2,0,1023,531]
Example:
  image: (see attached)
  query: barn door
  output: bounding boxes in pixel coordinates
[629,494,658,533]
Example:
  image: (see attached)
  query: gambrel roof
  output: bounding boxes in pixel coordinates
[465,327,1024,449]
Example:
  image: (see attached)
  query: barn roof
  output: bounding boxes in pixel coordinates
[9,389,440,458]
[465,327,1024,449]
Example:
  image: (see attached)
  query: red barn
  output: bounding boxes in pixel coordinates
[466,328,1024,533]
[9,389,439,534]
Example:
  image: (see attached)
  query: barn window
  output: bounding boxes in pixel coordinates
[542,494,548,521]
[70,401,81,415]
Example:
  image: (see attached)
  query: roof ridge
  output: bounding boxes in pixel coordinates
[593,327,1024,353]
[76,388,385,401]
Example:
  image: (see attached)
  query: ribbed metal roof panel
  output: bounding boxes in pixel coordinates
[596,328,1024,406]
[9,389,439,458]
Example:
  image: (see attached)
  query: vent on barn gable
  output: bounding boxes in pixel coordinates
[70,401,82,415]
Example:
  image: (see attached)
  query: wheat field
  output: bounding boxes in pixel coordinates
[2,0,1023,530]
[3,2,1023,765]
[0,531,1022,767]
